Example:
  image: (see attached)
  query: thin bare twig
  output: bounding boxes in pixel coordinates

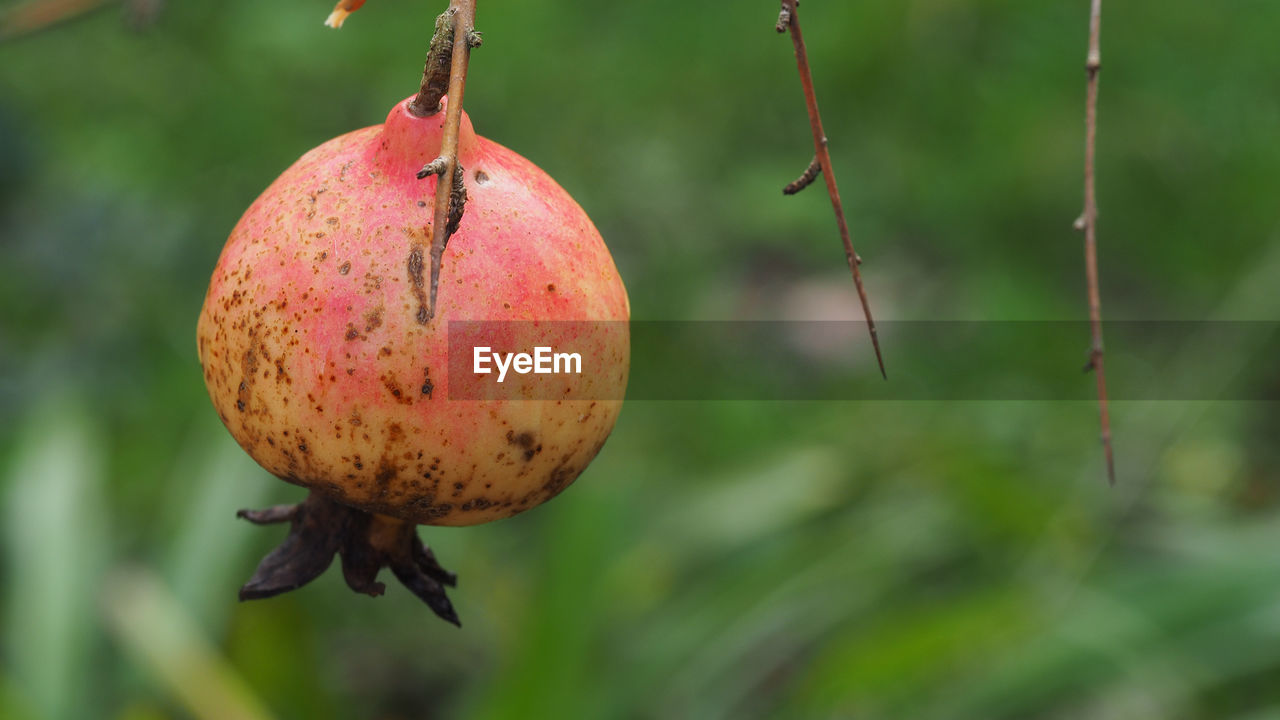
[1076,0,1116,485]
[423,0,475,322]
[777,0,886,379]
[0,0,108,41]
[402,1,476,323]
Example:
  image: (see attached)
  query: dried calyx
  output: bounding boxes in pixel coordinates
[239,492,459,625]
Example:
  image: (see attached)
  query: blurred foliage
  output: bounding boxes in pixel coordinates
[2,0,1280,718]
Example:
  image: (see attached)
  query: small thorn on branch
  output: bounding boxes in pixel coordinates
[783,156,822,195]
[1082,347,1103,373]
[417,157,448,180]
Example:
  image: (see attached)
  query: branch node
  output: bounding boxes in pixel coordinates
[417,156,448,180]
[1082,348,1102,373]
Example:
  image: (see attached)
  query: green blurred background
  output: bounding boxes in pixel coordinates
[3,0,1279,718]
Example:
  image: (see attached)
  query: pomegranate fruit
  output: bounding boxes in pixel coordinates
[196,94,628,622]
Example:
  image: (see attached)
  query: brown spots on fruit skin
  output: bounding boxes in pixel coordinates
[406,243,429,325]
[460,497,493,511]
[382,375,412,405]
[375,458,398,491]
[273,359,290,385]
[506,430,542,461]
[363,306,383,333]
[423,503,453,520]
[420,367,434,398]
[236,329,262,413]
[338,261,351,275]
[542,463,576,496]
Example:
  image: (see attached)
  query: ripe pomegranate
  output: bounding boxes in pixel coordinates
[196,94,629,623]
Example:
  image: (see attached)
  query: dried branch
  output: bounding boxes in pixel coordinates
[1076,0,1116,485]
[407,7,482,117]
[0,0,108,41]
[414,0,476,322]
[777,0,886,379]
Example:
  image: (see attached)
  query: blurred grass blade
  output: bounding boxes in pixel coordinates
[3,397,109,720]
[164,420,276,632]
[101,566,276,720]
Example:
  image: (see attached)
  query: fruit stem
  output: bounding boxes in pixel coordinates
[408,5,482,118]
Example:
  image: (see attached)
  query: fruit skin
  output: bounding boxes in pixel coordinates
[197,96,629,527]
